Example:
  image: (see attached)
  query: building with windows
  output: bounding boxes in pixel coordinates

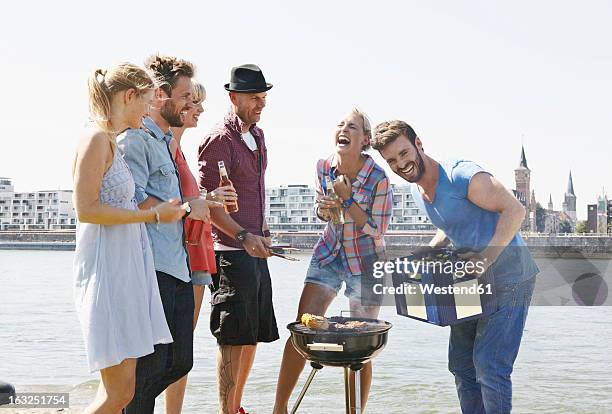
[388,185,435,231]
[264,183,434,232]
[0,177,76,231]
[265,184,320,231]
[513,146,576,232]
[587,203,597,233]
[597,193,608,234]
[562,171,577,223]
[608,200,612,234]
[543,195,572,234]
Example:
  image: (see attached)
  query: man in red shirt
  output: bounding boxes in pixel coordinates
[198,64,277,414]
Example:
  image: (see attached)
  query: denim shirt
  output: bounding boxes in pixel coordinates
[117,117,190,282]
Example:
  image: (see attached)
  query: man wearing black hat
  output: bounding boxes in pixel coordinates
[198,64,278,414]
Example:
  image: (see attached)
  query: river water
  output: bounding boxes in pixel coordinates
[1,250,611,413]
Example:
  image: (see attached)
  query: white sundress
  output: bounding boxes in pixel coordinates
[73,149,172,373]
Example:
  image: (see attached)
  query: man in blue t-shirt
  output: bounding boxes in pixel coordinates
[371,120,539,414]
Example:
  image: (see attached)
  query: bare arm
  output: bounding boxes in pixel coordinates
[411,229,448,256]
[332,175,368,227]
[262,217,272,244]
[138,195,164,210]
[73,132,156,225]
[210,201,243,238]
[210,208,271,258]
[344,199,369,228]
[184,196,223,222]
[428,229,450,248]
[467,172,526,263]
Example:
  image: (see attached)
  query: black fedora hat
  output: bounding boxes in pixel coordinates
[224,64,273,93]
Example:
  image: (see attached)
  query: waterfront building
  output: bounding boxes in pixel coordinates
[562,171,577,227]
[529,190,537,232]
[608,200,612,234]
[388,185,435,231]
[514,146,531,231]
[587,204,597,233]
[548,194,554,211]
[264,183,434,232]
[543,195,571,234]
[0,177,13,197]
[597,193,608,234]
[265,185,322,232]
[513,146,578,233]
[0,177,76,231]
[544,195,558,234]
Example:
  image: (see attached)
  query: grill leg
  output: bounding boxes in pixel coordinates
[348,363,364,414]
[290,363,322,414]
[354,369,362,414]
[344,366,351,414]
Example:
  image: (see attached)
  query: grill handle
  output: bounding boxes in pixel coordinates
[307,343,344,352]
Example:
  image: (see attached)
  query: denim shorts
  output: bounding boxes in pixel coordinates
[191,271,213,286]
[304,253,380,304]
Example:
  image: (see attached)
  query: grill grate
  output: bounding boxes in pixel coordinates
[289,316,391,335]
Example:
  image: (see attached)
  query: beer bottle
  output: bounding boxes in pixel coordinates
[218,161,239,213]
[324,176,344,224]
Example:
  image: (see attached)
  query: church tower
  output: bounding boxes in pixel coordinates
[548,194,554,210]
[562,171,577,223]
[515,146,531,230]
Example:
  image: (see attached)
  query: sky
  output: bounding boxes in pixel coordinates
[1,0,611,220]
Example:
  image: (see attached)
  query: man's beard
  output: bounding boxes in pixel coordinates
[402,151,426,183]
[160,100,184,127]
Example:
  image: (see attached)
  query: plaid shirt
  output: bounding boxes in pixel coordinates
[313,154,393,275]
[198,111,267,248]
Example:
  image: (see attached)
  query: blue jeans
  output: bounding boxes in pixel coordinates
[124,272,194,414]
[448,276,535,414]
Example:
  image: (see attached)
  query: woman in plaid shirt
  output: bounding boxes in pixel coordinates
[273,108,393,414]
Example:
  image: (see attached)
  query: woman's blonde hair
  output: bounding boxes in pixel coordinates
[192,79,206,103]
[88,63,156,132]
[351,107,372,151]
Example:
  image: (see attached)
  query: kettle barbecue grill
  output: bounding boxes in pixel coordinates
[287,315,392,413]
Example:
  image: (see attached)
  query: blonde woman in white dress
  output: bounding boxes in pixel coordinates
[73,63,188,413]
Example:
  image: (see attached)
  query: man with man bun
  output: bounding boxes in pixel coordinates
[119,54,208,413]
[371,120,539,414]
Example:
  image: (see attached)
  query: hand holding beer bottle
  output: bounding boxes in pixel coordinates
[319,176,345,224]
[217,161,239,214]
[208,185,237,206]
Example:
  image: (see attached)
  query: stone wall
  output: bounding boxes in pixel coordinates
[275,232,612,258]
[0,231,75,250]
[1,231,612,257]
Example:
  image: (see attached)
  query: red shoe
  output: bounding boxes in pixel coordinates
[238,407,249,414]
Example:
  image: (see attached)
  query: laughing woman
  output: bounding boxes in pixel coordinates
[73,63,186,413]
[273,108,394,414]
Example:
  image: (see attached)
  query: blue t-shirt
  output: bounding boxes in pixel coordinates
[412,160,538,283]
